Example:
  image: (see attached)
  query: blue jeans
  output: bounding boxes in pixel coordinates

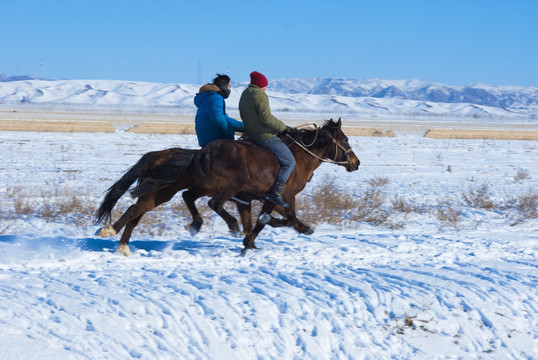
[254,136,296,183]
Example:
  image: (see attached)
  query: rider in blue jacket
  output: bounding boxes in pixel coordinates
[194,74,244,147]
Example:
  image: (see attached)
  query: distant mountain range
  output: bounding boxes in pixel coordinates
[1,74,536,120]
[0,73,47,82]
[264,78,538,109]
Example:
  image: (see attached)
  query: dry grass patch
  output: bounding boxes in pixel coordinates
[11,187,36,216]
[391,196,427,214]
[514,168,531,183]
[424,129,538,140]
[297,176,395,227]
[0,120,115,133]
[516,191,538,219]
[3,186,96,226]
[461,183,496,210]
[2,175,537,235]
[502,189,538,226]
[435,199,463,229]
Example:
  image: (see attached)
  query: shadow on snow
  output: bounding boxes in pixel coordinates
[0,234,236,255]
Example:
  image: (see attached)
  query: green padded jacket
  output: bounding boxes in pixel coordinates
[238,84,286,142]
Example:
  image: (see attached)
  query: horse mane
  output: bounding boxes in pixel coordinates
[283,119,340,148]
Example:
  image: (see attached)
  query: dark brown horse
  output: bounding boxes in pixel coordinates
[94,135,319,256]
[128,118,360,252]
[94,147,197,254]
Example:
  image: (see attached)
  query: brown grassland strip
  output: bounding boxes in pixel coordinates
[0,119,115,133]
[425,129,538,140]
[0,108,536,139]
[126,122,195,134]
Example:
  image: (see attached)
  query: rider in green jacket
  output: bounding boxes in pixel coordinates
[239,71,295,208]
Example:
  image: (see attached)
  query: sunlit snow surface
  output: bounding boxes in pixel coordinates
[0,130,536,359]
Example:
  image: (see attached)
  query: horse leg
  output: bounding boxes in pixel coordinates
[263,202,296,228]
[182,187,205,235]
[273,200,315,235]
[207,194,241,237]
[292,218,315,235]
[117,186,179,255]
[243,202,276,250]
[118,215,143,256]
[96,179,186,238]
[114,198,155,255]
[96,200,148,238]
[97,187,162,237]
[236,202,253,236]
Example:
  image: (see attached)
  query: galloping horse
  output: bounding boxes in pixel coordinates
[94,131,321,255]
[126,118,360,252]
[94,147,285,255]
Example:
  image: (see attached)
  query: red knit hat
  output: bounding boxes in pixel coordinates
[250,71,268,88]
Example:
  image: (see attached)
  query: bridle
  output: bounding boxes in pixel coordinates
[285,123,354,166]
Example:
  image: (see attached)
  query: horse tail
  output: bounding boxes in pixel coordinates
[94,152,157,224]
[129,149,198,199]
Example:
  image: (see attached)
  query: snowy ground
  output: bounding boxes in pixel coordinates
[0,128,536,359]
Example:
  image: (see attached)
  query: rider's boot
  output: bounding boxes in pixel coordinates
[266,181,289,208]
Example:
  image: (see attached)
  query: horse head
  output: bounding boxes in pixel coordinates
[320,118,360,172]
[285,118,360,172]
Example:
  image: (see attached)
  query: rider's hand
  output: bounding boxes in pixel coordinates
[281,125,291,135]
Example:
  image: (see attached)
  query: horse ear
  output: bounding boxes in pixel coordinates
[337,118,342,127]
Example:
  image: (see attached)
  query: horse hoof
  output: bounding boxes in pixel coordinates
[230,229,242,238]
[305,227,315,235]
[258,213,271,225]
[187,223,201,236]
[118,243,132,256]
[96,225,116,237]
[187,220,203,236]
[240,246,258,256]
[189,227,199,236]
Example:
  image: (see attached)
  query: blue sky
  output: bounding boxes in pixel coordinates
[1,0,537,86]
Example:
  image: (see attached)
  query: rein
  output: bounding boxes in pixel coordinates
[285,124,352,166]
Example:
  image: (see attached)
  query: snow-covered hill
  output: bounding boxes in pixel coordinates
[0,76,537,120]
[265,78,538,109]
[0,73,47,82]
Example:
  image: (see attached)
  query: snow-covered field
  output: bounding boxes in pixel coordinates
[0,127,536,359]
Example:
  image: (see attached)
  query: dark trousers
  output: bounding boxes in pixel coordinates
[254,136,296,183]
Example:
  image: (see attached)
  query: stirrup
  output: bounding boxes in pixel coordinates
[231,195,249,205]
[266,193,289,208]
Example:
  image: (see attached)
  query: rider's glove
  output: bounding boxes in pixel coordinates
[280,125,291,135]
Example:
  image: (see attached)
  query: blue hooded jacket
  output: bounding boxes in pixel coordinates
[194,84,244,147]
